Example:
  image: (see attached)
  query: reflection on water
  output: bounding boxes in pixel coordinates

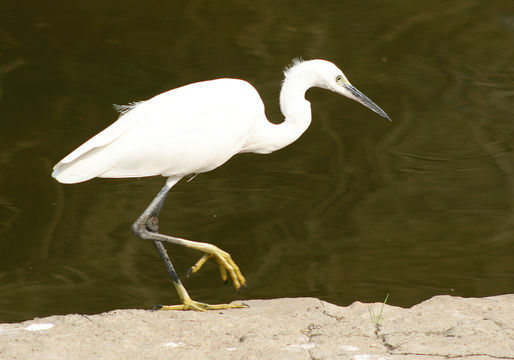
[0,0,513,322]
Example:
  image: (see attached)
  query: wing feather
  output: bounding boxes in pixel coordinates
[59,103,144,164]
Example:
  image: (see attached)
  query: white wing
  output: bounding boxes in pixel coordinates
[52,79,266,184]
[58,103,143,165]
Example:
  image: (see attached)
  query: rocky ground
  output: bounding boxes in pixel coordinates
[1,294,513,359]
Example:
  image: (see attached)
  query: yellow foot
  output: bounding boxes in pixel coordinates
[153,300,247,312]
[186,245,247,291]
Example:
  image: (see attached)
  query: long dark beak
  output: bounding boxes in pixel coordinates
[340,82,391,121]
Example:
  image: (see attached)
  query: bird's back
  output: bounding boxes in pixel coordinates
[52,79,266,184]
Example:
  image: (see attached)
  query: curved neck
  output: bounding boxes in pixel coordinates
[244,71,314,154]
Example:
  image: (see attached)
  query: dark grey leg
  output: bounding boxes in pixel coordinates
[131,177,246,311]
[131,178,182,285]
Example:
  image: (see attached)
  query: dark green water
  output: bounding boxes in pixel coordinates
[1,1,513,322]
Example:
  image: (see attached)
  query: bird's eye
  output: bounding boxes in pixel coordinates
[336,75,342,82]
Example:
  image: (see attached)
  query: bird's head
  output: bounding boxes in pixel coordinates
[285,59,391,121]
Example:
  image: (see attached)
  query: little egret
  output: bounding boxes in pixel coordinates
[52,59,391,311]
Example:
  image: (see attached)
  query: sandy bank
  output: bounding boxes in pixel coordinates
[1,294,513,359]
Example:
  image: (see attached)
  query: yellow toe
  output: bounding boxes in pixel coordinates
[187,243,247,291]
[155,300,246,311]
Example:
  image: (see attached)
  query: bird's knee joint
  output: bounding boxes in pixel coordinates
[131,221,146,237]
[132,219,160,239]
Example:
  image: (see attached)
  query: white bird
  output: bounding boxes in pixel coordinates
[52,59,391,311]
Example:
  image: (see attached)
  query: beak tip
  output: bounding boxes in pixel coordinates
[377,110,391,122]
[343,83,392,122]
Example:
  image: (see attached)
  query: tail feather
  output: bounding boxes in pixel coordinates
[52,147,112,184]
